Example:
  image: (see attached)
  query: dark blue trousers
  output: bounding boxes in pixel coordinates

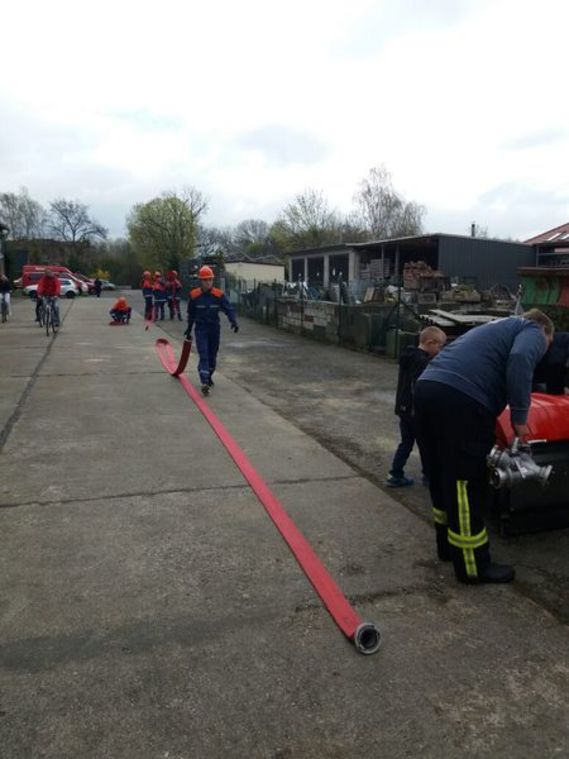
[195,325,220,385]
[144,296,153,320]
[389,414,417,478]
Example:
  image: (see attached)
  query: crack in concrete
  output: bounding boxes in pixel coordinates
[26,371,166,378]
[0,302,74,454]
[293,582,452,614]
[0,474,361,510]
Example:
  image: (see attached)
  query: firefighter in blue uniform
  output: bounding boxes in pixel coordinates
[153,272,167,321]
[166,270,183,321]
[186,265,239,395]
[415,309,554,585]
[141,270,154,320]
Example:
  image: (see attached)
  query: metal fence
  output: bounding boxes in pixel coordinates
[226,277,420,355]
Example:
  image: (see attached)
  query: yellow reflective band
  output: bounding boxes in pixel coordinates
[448,528,489,549]
[456,480,477,578]
[432,507,448,525]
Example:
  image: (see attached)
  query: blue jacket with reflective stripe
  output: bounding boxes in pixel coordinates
[417,317,548,425]
[187,287,237,332]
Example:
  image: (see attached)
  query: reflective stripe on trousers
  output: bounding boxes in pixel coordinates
[446,480,489,578]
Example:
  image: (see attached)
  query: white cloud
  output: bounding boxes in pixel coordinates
[1,0,568,238]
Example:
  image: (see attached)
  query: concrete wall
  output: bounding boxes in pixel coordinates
[278,299,339,342]
[276,298,398,350]
[225,262,285,287]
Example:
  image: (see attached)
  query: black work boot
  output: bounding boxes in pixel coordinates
[457,562,515,585]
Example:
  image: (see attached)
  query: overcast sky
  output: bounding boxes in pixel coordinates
[1,0,568,240]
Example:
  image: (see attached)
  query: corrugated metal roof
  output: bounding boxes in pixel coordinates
[288,233,529,258]
[352,233,529,249]
[524,222,569,244]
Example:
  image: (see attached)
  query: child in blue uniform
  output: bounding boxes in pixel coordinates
[166,270,183,321]
[109,296,132,323]
[153,273,167,321]
[185,265,239,394]
[141,271,154,320]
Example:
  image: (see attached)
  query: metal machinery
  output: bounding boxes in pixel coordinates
[491,394,569,534]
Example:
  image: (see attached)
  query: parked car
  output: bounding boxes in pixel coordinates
[21,265,87,294]
[100,279,116,290]
[24,278,80,299]
[73,272,96,294]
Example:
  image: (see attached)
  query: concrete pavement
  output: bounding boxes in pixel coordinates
[2,293,569,758]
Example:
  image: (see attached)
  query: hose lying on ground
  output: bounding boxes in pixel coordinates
[155,337,381,655]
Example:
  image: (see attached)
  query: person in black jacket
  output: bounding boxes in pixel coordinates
[386,326,447,488]
[0,274,12,319]
[533,331,569,395]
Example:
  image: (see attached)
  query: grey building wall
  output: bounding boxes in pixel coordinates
[437,236,535,291]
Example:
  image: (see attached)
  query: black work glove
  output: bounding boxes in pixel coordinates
[184,327,193,340]
[231,323,239,333]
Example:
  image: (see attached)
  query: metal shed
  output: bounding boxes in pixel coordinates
[288,233,535,291]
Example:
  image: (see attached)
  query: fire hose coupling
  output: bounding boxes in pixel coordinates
[487,437,553,490]
[353,622,382,655]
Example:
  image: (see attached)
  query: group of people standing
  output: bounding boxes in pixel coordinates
[386,309,561,586]
[141,270,183,322]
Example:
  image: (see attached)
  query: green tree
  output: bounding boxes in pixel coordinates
[127,187,207,272]
[92,238,142,287]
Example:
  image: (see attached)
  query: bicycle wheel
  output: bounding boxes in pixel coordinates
[45,304,51,336]
[51,305,58,334]
[37,300,44,327]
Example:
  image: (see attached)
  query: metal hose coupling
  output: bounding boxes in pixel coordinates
[354,622,382,655]
[487,438,552,489]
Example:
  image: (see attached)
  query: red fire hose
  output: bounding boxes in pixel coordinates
[155,337,381,655]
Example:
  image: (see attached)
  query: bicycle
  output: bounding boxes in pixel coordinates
[43,296,59,336]
[0,292,8,323]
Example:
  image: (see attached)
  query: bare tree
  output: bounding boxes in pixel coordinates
[354,165,425,239]
[234,219,269,248]
[196,225,235,257]
[48,199,108,246]
[0,188,46,238]
[271,189,342,250]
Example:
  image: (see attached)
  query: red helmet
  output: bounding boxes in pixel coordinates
[198,265,214,280]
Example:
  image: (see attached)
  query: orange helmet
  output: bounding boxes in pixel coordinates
[198,265,214,280]
[116,297,128,308]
